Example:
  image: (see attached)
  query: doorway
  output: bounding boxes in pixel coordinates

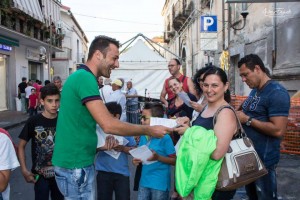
[28,61,43,82]
[0,54,8,111]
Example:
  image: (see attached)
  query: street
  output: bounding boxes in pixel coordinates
[7,125,300,200]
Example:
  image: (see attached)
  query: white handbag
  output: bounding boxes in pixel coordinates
[213,105,268,191]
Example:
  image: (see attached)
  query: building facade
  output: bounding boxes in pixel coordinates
[52,5,88,83]
[0,0,63,111]
[162,0,300,96]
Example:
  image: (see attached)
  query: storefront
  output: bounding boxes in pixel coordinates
[26,47,45,82]
[0,53,8,111]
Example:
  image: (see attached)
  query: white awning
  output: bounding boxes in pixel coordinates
[12,0,44,23]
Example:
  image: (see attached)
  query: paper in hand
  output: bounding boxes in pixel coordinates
[150,117,178,128]
[178,91,191,107]
[129,145,157,165]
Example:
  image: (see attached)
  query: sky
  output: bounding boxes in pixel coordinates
[61,0,165,45]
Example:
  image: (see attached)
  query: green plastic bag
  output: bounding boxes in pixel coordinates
[175,126,223,200]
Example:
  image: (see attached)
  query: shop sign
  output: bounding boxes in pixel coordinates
[26,48,40,61]
[0,44,12,51]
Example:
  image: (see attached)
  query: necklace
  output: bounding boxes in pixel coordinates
[255,79,272,97]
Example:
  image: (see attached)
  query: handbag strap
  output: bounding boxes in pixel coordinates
[213,105,246,138]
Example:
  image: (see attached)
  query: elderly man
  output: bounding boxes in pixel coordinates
[106,79,127,122]
[126,80,140,124]
[53,76,63,92]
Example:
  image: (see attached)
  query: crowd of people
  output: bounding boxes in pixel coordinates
[0,35,291,200]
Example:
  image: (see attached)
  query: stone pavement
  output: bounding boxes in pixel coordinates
[0,110,29,130]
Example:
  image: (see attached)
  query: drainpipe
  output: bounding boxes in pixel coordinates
[222,0,225,50]
[272,3,277,69]
[228,4,231,49]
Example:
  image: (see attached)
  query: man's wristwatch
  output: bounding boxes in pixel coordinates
[246,117,253,126]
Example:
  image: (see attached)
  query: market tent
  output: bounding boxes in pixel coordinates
[110,39,169,99]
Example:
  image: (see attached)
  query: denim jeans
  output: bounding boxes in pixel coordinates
[34,176,63,200]
[245,165,278,200]
[138,186,169,200]
[20,93,26,113]
[29,107,37,116]
[96,171,130,200]
[54,165,96,200]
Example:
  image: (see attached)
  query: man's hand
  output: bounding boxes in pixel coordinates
[132,158,142,166]
[236,111,249,124]
[147,150,159,161]
[22,170,36,184]
[147,125,172,138]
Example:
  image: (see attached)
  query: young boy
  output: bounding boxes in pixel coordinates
[18,83,63,200]
[133,102,176,200]
[28,88,38,116]
[95,101,136,200]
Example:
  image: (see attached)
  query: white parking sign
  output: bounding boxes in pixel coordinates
[200,16,217,32]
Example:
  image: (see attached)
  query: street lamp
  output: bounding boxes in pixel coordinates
[230,3,249,30]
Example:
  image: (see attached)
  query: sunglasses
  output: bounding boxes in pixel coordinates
[140,115,151,121]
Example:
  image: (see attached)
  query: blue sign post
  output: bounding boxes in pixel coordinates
[200,16,218,32]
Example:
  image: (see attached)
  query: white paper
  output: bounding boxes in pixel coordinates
[129,145,157,165]
[96,125,129,159]
[150,117,178,128]
[104,137,129,159]
[178,91,191,107]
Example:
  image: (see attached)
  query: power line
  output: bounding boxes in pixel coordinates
[84,30,163,33]
[72,13,162,25]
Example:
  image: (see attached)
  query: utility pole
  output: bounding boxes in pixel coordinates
[48,15,52,81]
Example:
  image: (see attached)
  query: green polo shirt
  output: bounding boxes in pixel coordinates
[52,65,101,168]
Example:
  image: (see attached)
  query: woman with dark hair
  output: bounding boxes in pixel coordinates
[174,66,237,200]
[190,66,211,122]
[167,77,197,120]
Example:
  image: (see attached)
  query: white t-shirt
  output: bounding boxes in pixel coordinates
[25,86,34,98]
[0,133,20,200]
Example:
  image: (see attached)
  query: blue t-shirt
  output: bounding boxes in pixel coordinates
[241,80,290,167]
[95,136,136,176]
[139,135,175,192]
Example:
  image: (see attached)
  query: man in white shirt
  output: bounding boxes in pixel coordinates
[106,79,127,122]
[0,128,20,200]
[100,78,113,103]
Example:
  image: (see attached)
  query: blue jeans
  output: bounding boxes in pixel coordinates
[54,165,96,200]
[29,107,37,116]
[245,165,278,200]
[138,186,169,200]
[34,176,63,200]
[20,93,26,113]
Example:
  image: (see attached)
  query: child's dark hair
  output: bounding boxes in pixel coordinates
[31,88,36,92]
[40,83,60,100]
[143,102,164,118]
[105,102,122,117]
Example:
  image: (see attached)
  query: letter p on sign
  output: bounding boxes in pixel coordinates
[200,16,217,32]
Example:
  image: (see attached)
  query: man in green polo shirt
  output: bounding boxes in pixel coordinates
[52,35,171,199]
